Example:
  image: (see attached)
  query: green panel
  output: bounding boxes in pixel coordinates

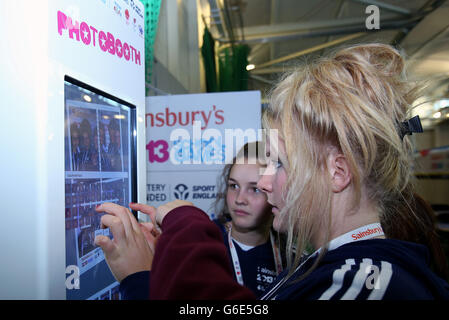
[140,0,162,91]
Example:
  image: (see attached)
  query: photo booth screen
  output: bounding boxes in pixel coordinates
[64,76,137,300]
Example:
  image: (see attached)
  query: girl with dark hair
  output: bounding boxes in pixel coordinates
[211,141,283,296]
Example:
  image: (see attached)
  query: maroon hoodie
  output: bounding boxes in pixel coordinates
[149,206,255,300]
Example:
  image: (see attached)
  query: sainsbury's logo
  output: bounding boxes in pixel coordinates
[145,106,224,130]
[351,226,383,240]
[57,10,142,66]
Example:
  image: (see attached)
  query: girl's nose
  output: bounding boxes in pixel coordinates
[257,167,273,194]
[235,190,249,205]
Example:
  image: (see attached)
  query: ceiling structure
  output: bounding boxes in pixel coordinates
[198,0,449,129]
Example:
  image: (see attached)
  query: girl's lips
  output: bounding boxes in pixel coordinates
[233,209,250,216]
[268,200,279,214]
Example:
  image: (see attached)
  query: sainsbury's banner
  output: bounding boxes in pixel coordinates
[145,91,261,216]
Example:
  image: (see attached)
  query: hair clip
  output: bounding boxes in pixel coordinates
[399,115,423,140]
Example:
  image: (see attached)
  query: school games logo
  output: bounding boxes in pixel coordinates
[174,184,189,200]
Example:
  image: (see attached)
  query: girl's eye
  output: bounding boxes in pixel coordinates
[228,183,238,189]
[271,159,282,169]
[253,187,261,193]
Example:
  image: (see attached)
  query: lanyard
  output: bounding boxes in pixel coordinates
[325,222,384,252]
[227,226,283,286]
[260,222,384,300]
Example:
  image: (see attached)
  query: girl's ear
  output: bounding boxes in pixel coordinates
[327,150,352,193]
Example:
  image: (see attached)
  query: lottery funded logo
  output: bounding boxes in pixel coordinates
[147,184,167,202]
[174,184,189,200]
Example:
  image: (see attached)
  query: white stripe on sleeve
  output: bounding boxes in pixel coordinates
[318,259,356,300]
[340,258,373,300]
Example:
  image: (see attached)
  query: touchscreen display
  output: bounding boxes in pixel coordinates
[64,76,136,300]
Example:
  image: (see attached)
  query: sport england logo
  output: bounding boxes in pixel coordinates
[174,184,189,200]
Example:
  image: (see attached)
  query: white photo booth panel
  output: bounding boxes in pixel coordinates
[0,0,146,299]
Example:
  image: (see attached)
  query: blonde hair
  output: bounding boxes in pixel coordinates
[263,43,422,277]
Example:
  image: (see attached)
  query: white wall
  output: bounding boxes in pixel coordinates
[152,0,202,94]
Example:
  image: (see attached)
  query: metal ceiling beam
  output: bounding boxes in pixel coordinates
[220,16,368,42]
[397,0,448,55]
[247,43,267,61]
[349,0,412,16]
[200,0,226,39]
[249,74,274,85]
[253,32,365,69]
[251,67,295,75]
[216,14,422,43]
[320,0,348,55]
[269,0,280,60]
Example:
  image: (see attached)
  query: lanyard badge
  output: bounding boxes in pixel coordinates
[227,227,283,286]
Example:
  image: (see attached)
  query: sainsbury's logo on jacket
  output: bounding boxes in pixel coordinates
[352,226,383,240]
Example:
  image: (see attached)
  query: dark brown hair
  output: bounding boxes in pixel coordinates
[382,192,449,281]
